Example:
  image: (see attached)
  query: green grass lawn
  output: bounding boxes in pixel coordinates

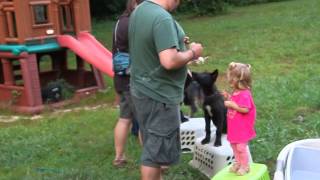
[1,0,320,179]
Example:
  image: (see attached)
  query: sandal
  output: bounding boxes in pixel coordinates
[236,167,250,176]
[161,166,169,173]
[229,163,240,173]
[112,159,127,168]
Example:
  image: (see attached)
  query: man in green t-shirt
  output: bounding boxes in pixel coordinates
[129,0,203,179]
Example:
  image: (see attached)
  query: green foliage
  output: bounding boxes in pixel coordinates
[43,79,75,103]
[178,0,227,16]
[10,90,22,105]
[55,79,75,100]
[90,0,127,19]
[225,0,290,6]
[89,0,291,18]
[197,0,227,15]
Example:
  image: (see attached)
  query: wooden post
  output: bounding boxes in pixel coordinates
[60,50,68,70]
[93,67,105,90]
[52,0,61,35]
[20,54,42,106]
[81,0,91,32]
[52,50,67,70]
[72,0,81,35]
[76,55,85,87]
[12,0,27,44]
[5,11,14,38]
[1,58,14,85]
[0,8,5,44]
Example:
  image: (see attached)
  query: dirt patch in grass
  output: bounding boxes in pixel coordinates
[0,104,111,124]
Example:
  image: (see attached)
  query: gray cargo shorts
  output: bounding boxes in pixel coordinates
[131,89,181,168]
[119,91,134,119]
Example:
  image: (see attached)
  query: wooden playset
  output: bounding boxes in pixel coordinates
[0,0,114,114]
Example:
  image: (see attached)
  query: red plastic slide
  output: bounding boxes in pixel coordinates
[57,32,114,77]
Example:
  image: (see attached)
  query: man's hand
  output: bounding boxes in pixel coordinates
[189,42,203,60]
[158,42,202,69]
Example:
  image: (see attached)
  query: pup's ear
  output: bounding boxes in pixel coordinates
[212,69,218,75]
[211,69,219,82]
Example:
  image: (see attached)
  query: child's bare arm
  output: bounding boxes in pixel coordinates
[221,91,230,100]
[224,101,249,113]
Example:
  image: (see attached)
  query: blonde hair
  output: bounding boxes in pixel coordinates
[227,62,252,90]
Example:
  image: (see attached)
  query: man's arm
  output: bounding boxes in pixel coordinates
[159,43,203,70]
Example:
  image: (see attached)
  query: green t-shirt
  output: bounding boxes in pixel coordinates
[129,0,187,104]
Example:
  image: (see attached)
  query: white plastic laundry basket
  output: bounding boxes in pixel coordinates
[189,135,234,178]
[180,118,216,153]
[189,135,253,178]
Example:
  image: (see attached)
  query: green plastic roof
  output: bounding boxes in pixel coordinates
[0,42,61,56]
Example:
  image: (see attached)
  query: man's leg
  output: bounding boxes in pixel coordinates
[141,165,161,180]
[113,91,120,107]
[131,90,180,179]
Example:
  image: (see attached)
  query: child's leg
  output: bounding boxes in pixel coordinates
[236,143,249,175]
[231,143,241,163]
[230,143,241,172]
[237,143,249,168]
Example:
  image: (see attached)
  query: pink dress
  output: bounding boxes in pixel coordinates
[227,89,256,143]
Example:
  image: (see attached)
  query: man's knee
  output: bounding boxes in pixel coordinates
[141,165,161,180]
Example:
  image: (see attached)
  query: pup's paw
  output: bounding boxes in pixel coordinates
[180,116,189,123]
[201,137,210,144]
[214,140,222,147]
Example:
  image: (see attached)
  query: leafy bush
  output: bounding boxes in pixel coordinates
[178,0,227,16]
[89,0,290,18]
[225,0,290,6]
[90,0,227,18]
[90,0,127,19]
[42,79,75,103]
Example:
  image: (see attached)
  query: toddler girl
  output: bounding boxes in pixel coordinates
[224,62,256,176]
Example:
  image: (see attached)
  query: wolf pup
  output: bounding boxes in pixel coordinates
[183,71,203,117]
[192,70,227,146]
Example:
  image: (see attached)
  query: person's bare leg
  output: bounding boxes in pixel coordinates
[114,118,131,160]
[113,92,120,107]
[141,165,161,180]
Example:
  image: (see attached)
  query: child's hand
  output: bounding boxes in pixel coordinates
[224,100,238,109]
[221,91,230,100]
[225,101,249,113]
